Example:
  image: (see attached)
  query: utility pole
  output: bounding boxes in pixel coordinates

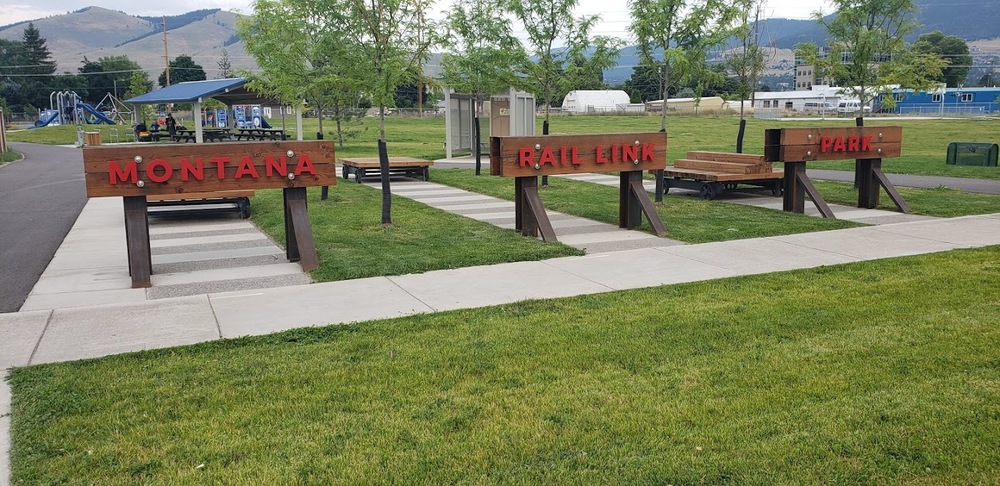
[162,16,170,86]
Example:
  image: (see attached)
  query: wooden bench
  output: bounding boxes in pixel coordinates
[146,190,254,218]
[663,151,783,200]
[341,156,433,183]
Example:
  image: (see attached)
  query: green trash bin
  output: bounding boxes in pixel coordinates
[946,142,998,167]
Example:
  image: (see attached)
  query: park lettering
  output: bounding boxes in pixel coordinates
[518,143,657,167]
[820,135,873,154]
[107,154,317,184]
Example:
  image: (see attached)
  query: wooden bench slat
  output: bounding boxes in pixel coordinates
[674,159,770,174]
[685,151,765,164]
[665,168,783,182]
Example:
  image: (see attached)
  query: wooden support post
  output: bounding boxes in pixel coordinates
[857,158,910,213]
[857,158,881,209]
[283,187,319,270]
[629,179,668,236]
[654,169,664,203]
[515,176,556,241]
[122,196,152,288]
[619,171,642,230]
[783,161,835,218]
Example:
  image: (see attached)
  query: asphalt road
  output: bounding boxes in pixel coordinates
[0,142,88,312]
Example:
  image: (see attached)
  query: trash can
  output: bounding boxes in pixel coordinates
[84,131,101,146]
[946,142,998,167]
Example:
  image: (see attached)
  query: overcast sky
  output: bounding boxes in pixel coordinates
[1,0,834,37]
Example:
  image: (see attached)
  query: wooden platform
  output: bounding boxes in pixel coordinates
[341,156,432,182]
[664,151,783,199]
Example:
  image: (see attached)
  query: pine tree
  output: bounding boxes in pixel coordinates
[20,23,57,110]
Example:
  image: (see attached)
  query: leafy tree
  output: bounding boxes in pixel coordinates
[0,39,27,111]
[217,48,234,78]
[337,0,439,224]
[911,31,972,88]
[726,0,768,152]
[441,0,525,175]
[629,0,739,132]
[125,70,155,123]
[621,64,665,103]
[510,0,621,131]
[158,55,207,87]
[796,0,942,119]
[79,55,142,104]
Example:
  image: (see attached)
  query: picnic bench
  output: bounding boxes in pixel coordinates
[663,151,783,200]
[235,128,287,141]
[172,128,232,143]
[145,190,254,218]
[341,156,433,182]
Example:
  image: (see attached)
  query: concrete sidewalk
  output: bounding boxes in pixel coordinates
[3,212,999,368]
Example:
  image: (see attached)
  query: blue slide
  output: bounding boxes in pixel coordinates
[79,103,116,124]
[259,116,272,129]
[33,110,60,127]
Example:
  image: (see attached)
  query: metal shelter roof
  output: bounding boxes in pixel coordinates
[124,78,275,105]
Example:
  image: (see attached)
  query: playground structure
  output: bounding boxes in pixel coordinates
[35,91,131,128]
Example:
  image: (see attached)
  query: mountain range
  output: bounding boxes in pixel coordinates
[3,1,1000,89]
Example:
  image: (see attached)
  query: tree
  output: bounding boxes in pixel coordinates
[629,0,739,132]
[125,70,155,123]
[218,48,234,78]
[79,55,142,104]
[725,0,768,152]
[20,23,57,110]
[337,0,439,224]
[0,39,27,112]
[796,0,941,118]
[510,0,621,187]
[911,31,972,88]
[159,55,207,87]
[621,64,666,103]
[441,0,525,175]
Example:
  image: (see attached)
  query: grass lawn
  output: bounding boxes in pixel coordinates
[0,147,21,164]
[8,115,1000,179]
[9,246,1000,483]
[814,180,1000,217]
[431,168,861,243]
[249,183,582,282]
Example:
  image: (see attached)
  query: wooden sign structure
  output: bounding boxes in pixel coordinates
[490,132,667,241]
[764,126,906,218]
[82,141,337,288]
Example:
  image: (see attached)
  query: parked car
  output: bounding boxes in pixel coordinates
[837,100,872,114]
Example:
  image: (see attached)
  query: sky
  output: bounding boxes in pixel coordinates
[1,0,834,35]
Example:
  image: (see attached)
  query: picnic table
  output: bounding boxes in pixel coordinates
[341,156,433,182]
[172,128,232,143]
[235,128,287,141]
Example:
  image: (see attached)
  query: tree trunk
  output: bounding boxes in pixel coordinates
[736,118,747,154]
[472,98,483,175]
[379,106,391,225]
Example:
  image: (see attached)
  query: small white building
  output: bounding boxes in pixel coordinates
[561,90,632,113]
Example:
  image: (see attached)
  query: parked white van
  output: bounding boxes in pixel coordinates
[837,100,872,114]
[803,102,835,112]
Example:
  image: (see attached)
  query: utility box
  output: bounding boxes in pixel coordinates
[947,142,998,167]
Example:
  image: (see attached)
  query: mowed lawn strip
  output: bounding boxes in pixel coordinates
[10,116,1000,179]
[430,168,861,243]
[813,180,1000,217]
[9,247,1000,483]
[249,184,582,282]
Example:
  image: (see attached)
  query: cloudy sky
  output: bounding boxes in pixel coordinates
[1,0,834,36]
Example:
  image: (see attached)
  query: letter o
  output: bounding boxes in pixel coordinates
[146,159,173,183]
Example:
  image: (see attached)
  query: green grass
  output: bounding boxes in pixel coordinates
[431,168,861,243]
[8,115,1000,179]
[0,147,21,164]
[815,180,1000,217]
[10,246,1000,483]
[250,183,582,282]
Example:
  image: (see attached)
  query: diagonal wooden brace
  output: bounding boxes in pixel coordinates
[283,187,319,271]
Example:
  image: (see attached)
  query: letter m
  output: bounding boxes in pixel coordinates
[108,161,138,184]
